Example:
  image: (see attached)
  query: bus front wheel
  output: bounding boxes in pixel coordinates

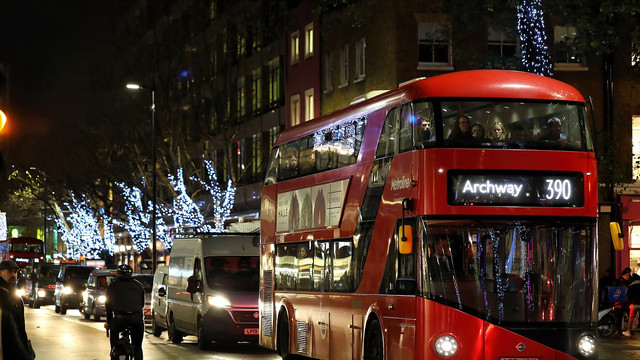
[364,319,383,360]
[277,313,291,360]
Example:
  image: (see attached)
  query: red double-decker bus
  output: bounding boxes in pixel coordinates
[259,70,598,360]
[0,237,45,267]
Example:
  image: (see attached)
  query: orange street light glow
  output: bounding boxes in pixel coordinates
[0,109,6,132]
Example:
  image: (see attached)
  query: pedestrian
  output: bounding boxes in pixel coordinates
[104,264,145,360]
[623,273,640,336]
[0,260,34,359]
[0,308,32,359]
[614,267,633,336]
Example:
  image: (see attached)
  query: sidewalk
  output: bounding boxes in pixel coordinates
[599,334,640,359]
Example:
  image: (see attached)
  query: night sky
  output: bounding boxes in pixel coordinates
[0,1,118,176]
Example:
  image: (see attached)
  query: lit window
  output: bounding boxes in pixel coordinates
[268,58,281,107]
[304,88,314,121]
[291,31,300,65]
[325,52,334,92]
[252,68,262,114]
[340,45,349,87]
[305,23,314,58]
[238,76,246,117]
[553,26,586,69]
[355,38,366,81]
[291,94,301,127]
[418,22,452,68]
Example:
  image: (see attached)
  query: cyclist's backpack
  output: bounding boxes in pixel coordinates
[110,336,134,360]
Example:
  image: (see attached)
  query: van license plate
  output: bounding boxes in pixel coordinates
[244,328,259,335]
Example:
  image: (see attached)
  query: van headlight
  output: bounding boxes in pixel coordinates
[207,295,232,308]
[38,289,46,298]
[577,335,596,357]
[434,335,458,357]
[62,286,73,295]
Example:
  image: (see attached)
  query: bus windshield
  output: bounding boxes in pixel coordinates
[10,242,43,253]
[415,100,593,151]
[421,218,596,325]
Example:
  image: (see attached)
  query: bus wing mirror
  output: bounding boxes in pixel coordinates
[399,225,413,255]
[610,222,624,251]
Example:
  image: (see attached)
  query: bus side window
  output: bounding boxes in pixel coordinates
[298,135,316,176]
[380,221,416,295]
[399,103,414,152]
[376,107,399,158]
[413,101,435,148]
[264,147,279,185]
[331,240,353,292]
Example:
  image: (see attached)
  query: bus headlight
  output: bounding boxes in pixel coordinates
[434,335,458,357]
[37,289,46,298]
[62,286,73,295]
[577,335,596,357]
[98,295,106,303]
[207,295,232,308]
[15,289,25,297]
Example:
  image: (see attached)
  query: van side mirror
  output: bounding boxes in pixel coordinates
[158,287,166,297]
[399,225,413,255]
[186,275,199,294]
[610,222,624,251]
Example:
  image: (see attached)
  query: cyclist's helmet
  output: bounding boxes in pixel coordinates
[116,264,133,276]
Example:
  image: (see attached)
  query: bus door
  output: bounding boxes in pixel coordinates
[379,220,418,359]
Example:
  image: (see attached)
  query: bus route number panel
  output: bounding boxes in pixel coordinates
[447,171,584,207]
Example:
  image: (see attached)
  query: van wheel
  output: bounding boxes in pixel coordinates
[152,313,163,337]
[55,305,61,313]
[197,318,210,350]
[277,312,292,360]
[60,305,67,315]
[364,319,383,360]
[168,314,183,344]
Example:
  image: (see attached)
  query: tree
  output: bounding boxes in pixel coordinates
[517,0,553,76]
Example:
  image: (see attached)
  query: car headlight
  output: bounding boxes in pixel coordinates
[62,286,73,295]
[15,289,25,297]
[577,335,596,357]
[37,289,46,298]
[98,295,106,303]
[434,335,458,357]
[207,295,232,308]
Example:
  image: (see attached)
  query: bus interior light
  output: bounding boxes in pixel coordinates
[577,335,596,357]
[434,335,458,357]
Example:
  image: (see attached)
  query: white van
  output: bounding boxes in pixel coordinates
[166,233,260,349]
[151,265,169,337]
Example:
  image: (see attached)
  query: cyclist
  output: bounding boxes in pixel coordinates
[623,273,640,336]
[104,264,145,359]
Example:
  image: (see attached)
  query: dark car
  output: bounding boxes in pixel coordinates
[26,263,61,308]
[82,269,117,321]
[54,265,95,315]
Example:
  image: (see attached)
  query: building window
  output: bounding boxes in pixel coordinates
[304,88,314,121]
[269,126,280,146]
[633,115,640,181]
[418,22,452,69]
[291,94,301,127]
[291,31,300,65]
[268,57,281,108]
[237,77,246,118]
[252,133,263,180]
[252,68,262,115]
[355,38,366,81]
[305,23,314,58]
[209,0,217,20]
[237,139,246,178]
[237,33,246,58]
[553,26,586,69]
[325,52,334,93]
[340,45,349,87]
[488,26,518,58]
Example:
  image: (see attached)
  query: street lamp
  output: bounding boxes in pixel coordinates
[126,83,157,274]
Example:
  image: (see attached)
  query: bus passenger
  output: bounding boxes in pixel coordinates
[470,123,486,142]
[489,121,506,143]
[509,123,526,142]
[540,117,568,145]
[447,116,473,143]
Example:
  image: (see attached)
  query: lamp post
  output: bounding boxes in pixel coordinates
[126,83,157,274]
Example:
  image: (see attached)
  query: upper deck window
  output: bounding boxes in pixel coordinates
[264,117,367,184]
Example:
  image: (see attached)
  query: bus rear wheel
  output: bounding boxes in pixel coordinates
[277,313,292,360]
[364,319,383,360]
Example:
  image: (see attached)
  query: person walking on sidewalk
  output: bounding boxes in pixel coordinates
[623,273,640,336]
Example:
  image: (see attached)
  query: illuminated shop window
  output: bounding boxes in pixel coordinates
[633,115,640,180]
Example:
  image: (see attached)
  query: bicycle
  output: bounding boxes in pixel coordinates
[106,326,135,360]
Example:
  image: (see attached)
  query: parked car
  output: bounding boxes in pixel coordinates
[166,233,260,349]
[54,265,95,315]
[82,269,117,321]
[26,263,61,308]
[151,265,169,337]
[133,273,154,324]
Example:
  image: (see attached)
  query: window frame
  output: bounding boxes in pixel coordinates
[417,22,453,70]
[291,30,300,65]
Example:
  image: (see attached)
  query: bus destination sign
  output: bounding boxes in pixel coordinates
[448,171,584,207]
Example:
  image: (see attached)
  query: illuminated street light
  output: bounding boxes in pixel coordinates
[126,83,157,274]
[0,109,6,132]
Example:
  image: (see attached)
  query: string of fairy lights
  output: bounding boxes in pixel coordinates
[517,0,553,76]
[54,162,235,260]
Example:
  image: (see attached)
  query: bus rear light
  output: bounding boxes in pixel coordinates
[577,335,596,357]
[434,335,458,357]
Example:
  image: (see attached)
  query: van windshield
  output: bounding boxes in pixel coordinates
[204,256,259,292]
